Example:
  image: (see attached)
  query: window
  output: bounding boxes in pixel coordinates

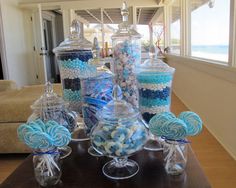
[190,0,230,62]
[170,0,181,54]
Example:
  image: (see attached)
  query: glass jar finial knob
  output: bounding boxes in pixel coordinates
[92,37,100,59]
[121,1,129,22]
[70,19,80,37]
[44,81,53,94]
[149,44,156,62]
[112,84,122,101]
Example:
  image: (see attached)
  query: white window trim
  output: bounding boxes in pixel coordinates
[166,54,236,84]
[166,0,236,67]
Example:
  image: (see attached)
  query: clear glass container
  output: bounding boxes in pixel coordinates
[33,147,61,187]
[90,85,148,179]
[111,2,141,108]
[53,20,94,141]
[53,20,93,113]
[136,44,175,122]
[136,45,175,151]
[163,140,188,175]
[28,82,77,158]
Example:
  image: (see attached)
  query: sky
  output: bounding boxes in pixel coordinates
[170,0,230,46]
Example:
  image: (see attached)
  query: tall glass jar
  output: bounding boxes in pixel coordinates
[111,2,141,108]
[163,140,188,175]
[136,45,175,151]
[90,85,148,179]
[33,148,61,187]
[53,20,93,113]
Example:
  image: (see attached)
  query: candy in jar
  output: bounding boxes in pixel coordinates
[111,2,141,108]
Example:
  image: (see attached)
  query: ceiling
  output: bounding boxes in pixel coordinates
[75,7,160,25]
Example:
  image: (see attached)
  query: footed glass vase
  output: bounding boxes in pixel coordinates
[163,140,188,175]
[33,148,61,187]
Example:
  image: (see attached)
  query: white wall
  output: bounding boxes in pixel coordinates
[166,55,236,160]
[0,0,36,87]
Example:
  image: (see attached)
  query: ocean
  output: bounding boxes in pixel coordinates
[191,45,228,62]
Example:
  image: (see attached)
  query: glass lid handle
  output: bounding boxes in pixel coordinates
[149,44,156,62]
[92,37,100,59]
[44,81,53,94]
[121,1,129,22]
[112,84,123,101]
[70,19,80,37]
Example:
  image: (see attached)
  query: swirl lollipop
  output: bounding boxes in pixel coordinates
[149,112,176,136]
[46,121,71,147]
[27,132,54,149]
[178,111,202,136]
[159,118,187,140]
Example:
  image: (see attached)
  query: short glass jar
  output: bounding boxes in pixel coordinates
[33,148,61,187]
[90,85,148,179]
[163,140,188,175]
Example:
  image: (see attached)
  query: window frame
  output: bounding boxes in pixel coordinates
[166,0,236,67]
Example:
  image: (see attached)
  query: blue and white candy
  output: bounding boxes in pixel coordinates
[178,111,202,136]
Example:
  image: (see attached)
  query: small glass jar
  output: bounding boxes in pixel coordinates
[163,140,188,175]
[28,82,77,158]
[90,85,148,179]
[53,20,93,113]
[111,2,141,108]
[33,148,61,187]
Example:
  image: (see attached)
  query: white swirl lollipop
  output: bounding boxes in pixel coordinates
[178,111,202,136]
[149,112,176,136]
[159,118,187,140]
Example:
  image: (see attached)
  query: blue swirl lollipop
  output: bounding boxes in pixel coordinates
[17,124,35,142]
[178,111,202,136]
[46,121,71,147]
[159,118,187,140]
[28,119,45,132]
[149,112,176,136]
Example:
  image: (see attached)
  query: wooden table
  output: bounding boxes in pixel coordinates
[0,141,211,188]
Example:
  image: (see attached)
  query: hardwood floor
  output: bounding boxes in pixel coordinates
[0,94,236,187]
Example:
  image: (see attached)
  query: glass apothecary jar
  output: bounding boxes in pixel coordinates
[80,71,113,136]
[111,2,141,108]
[53,19,93,113]
[136,45,175,123]
[136,45,175,151]
[28,82,77,158]
[33,148,61,187]
[163,140,188,175]
[90,85,148,179]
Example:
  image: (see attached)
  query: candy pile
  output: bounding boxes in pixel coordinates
[113,40,141,107]
[57,50,93,112]
[91,121,147,157]
[81,72,113,135]
[149,111,202,140]
[18,119,71,149]
[136,71,174,123]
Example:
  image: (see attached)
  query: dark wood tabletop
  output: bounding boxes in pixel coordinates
[0,141,211,188]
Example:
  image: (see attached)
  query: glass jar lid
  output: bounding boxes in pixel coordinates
[137,44,175,73]
[88,37,112,74]
[31,82,66,111]
[111,2,141,40]
[97,85,139,122]
[53,19,92,54]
